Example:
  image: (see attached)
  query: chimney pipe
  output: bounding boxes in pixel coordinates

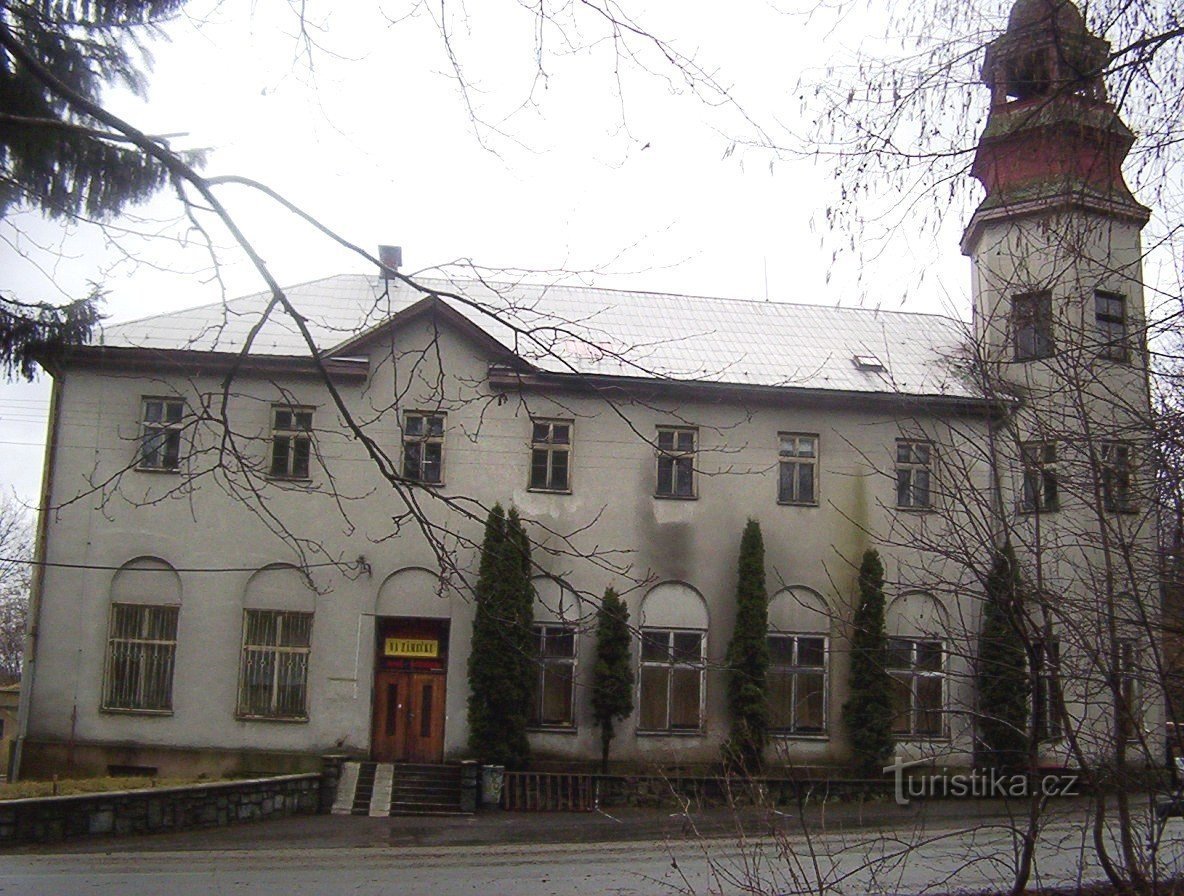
[378,245,402,280]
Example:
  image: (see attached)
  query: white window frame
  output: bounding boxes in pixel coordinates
[1020,441,1058,513]
[529,623,577,729]
[895,440,933,509]
[767,633,828,736]
[137,397,185,471]
[102,603,179,713]
[236,609,313,720]
[529,419,572,493]
[403,411,446,484]
[637,627,705,732]
[887,637,945,738]
[269,406,314,480]
[778,433,818,506]
[655,427,697,499]
[1033,639,1063,741]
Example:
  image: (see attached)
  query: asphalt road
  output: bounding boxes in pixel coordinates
[3,817,1183,896]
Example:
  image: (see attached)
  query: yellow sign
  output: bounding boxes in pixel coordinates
[385,638,438,658]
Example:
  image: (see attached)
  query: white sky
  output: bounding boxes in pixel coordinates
[0,1,1008,503]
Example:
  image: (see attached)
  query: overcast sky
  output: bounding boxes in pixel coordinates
[0,1,1020,503]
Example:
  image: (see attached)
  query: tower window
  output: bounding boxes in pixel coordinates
[1095,291,1128,362]
[1012,292,1053,360]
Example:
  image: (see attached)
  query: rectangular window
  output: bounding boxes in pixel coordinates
[529,420,571,492]
[138,398,185,471]
[638,629,704,732]
[655,427,697,498]
[767,634,827,735]
[102,604,179,712]
[1020,441,1058,513]
[1095,290,1128,362]
[237,610,313,720]
[530,624,576,728]
[1012,291,1053,360]
[1033,640,1063,741]
[1120,639,1140,741]
[269,406,313,479]
[887,638,944,738]
[778,434,818,505]
[1101,442,1134,513]
[403,412,446,484]
[895,440,933,509]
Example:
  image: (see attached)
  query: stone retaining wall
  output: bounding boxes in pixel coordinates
[0,773,322,845]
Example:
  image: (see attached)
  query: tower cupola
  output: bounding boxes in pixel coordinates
[962,0,1148,253]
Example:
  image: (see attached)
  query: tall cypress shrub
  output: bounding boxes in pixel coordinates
[591,587,634,773]
[467,504,533,769]
[976,543,1031,774]
[842,548,895,777]
[724,519,770,774]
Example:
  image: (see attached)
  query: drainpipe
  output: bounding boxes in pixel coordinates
[11,374,63,780]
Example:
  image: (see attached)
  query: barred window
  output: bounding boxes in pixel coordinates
[778,434,818,505]
[529,420,571,492]
[530,624,576,728]
[1101,442,1134,513]
[237,610,313,720]
[895,440,933,509]
[767,634,826,735]
[403,412,445,484]
[656,427,696,498]
[639,628,704,731]
[1095,291,1128,362]
[888,638,944,737]
[270,406,313,479]
[138,398,185,471]
[102,604,179,712]
[1021,441,1058,513]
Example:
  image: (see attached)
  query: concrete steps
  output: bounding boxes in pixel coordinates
[332,762,471,816]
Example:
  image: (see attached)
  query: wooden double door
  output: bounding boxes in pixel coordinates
[371,669,446,763]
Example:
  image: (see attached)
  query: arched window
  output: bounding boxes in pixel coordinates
[767,587,830,736]
[102,558,182,713]
[886,591,948,738]
[237,565,315,721]
[638,583,707,733]
[529,577,581,729]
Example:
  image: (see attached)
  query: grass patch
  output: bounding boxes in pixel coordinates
[0,776,209,800]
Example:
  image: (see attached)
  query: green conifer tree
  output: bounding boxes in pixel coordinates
[724,519,770,774]
[467,504,534,769]
[842,548,895,777]
[591,587,634,773]
[2,1,204,380]
[976,543,1031,774]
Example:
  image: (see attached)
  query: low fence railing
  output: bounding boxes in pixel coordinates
[501,771,596,811]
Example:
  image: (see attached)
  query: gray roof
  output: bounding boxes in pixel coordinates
[99,274,976,398]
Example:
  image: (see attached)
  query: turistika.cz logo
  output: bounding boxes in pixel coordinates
[883,756,1080,806]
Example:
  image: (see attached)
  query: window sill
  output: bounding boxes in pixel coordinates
[526,487,572,495]
[777,500,818,508]
[235,714,310,723]
[894,505,934,513]
[653,494,698,501]
[100,706,174,717]
[527,725,578,735]
[636,728,705,737]
[769,731,829,740]
[1017,507,1059,515]
[893,734,950,743]
[265,475,313,484]
[134,466,181,475]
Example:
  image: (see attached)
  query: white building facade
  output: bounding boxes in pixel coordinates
[13,0,1162,779]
